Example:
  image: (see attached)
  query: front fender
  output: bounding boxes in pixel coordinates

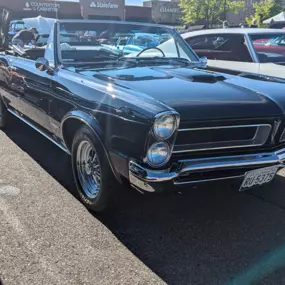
[61,109,104,142]
[61,109,122,183]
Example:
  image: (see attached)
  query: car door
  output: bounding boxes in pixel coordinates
[8,54,52,132]
[185,34,260,75]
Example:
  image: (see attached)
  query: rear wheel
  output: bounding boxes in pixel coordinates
[71,125,118,213]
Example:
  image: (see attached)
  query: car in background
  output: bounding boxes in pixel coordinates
[8,20,26,43]
[181,28,285,79]
[253,34,285,56]
[111,32,161,54]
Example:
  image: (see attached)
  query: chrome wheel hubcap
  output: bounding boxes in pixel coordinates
[76,140,101,199]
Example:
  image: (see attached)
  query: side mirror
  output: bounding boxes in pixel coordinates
[199,56,208,65]
[35,57,49,71]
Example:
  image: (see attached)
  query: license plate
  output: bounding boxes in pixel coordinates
[239,165,279,191]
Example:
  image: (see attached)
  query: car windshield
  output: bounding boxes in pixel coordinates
[250,33,285,63]
[58,22,198,64]
[14,23,26,31]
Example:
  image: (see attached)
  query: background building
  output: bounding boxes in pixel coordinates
[143,0,182,25]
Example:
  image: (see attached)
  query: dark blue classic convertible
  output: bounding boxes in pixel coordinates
[1,19,285,212]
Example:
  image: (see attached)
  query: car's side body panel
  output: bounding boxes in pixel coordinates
[9,56,52,130]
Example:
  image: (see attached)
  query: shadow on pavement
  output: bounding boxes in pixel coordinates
[4,116,285,285]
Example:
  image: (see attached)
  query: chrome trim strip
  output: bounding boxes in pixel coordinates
[174,124,272,153]
[178,124,271,132]
[173,142,262,154]
[173,175,245,185]
[244,33,259,63]
[271,120,281,144]
[179,152,278,173]
[7,109,70,154]
[280,128,285,143]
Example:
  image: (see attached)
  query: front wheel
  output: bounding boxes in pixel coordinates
[71,125,118,213]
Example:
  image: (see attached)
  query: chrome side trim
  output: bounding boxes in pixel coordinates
[174,124,272,153]
[8,109,69,154]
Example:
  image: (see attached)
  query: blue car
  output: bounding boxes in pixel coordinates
[114,33,161,54]
[8,20,26,43]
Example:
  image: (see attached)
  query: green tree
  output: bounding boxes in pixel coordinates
[179,0,245,27]
[245,0,283,27]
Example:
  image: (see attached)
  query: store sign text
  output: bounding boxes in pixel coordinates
[160,7,180,13]
[90,2,119,8]
[23,2,60,12]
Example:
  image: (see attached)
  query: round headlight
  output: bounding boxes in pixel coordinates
[146,142,170,167]
[153,114,176,140]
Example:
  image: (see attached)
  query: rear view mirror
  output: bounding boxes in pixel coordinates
[35,57,49,71]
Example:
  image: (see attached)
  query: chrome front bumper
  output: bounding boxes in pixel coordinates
[129,148,285,192]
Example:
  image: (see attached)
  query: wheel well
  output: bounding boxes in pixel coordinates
[62,118,85,152]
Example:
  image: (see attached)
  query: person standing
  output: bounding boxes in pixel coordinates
[223,21,229,28]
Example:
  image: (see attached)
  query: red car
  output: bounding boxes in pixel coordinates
[253,35,285,56]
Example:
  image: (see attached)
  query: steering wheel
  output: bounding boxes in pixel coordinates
[136,47,165,57]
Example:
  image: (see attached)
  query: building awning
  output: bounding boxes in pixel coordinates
[263,12,285,24]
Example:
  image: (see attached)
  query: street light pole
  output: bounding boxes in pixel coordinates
[224,0,227,21]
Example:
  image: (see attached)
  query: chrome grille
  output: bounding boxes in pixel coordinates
[173,124,272,154]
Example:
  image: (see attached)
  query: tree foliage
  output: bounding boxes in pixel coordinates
[245,0,283,27]
[179,0,245,27]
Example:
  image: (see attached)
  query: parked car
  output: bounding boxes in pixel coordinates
[110,33,161,55]
[7,20,26,43]
[2,20,285,212]
[181,28,285,79]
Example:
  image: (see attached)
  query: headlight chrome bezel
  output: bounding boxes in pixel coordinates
[146,141,171,168]
[153,112,179,140]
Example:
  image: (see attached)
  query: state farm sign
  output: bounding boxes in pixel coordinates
[90,1,119,8]
[23,2,60,12]
[80,0,125,19]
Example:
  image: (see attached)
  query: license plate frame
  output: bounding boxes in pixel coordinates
[239,165,279,192]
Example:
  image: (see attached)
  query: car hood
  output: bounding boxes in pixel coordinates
[79,65,285,121]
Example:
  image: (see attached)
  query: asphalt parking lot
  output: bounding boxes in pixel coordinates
[1,115,285,285]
